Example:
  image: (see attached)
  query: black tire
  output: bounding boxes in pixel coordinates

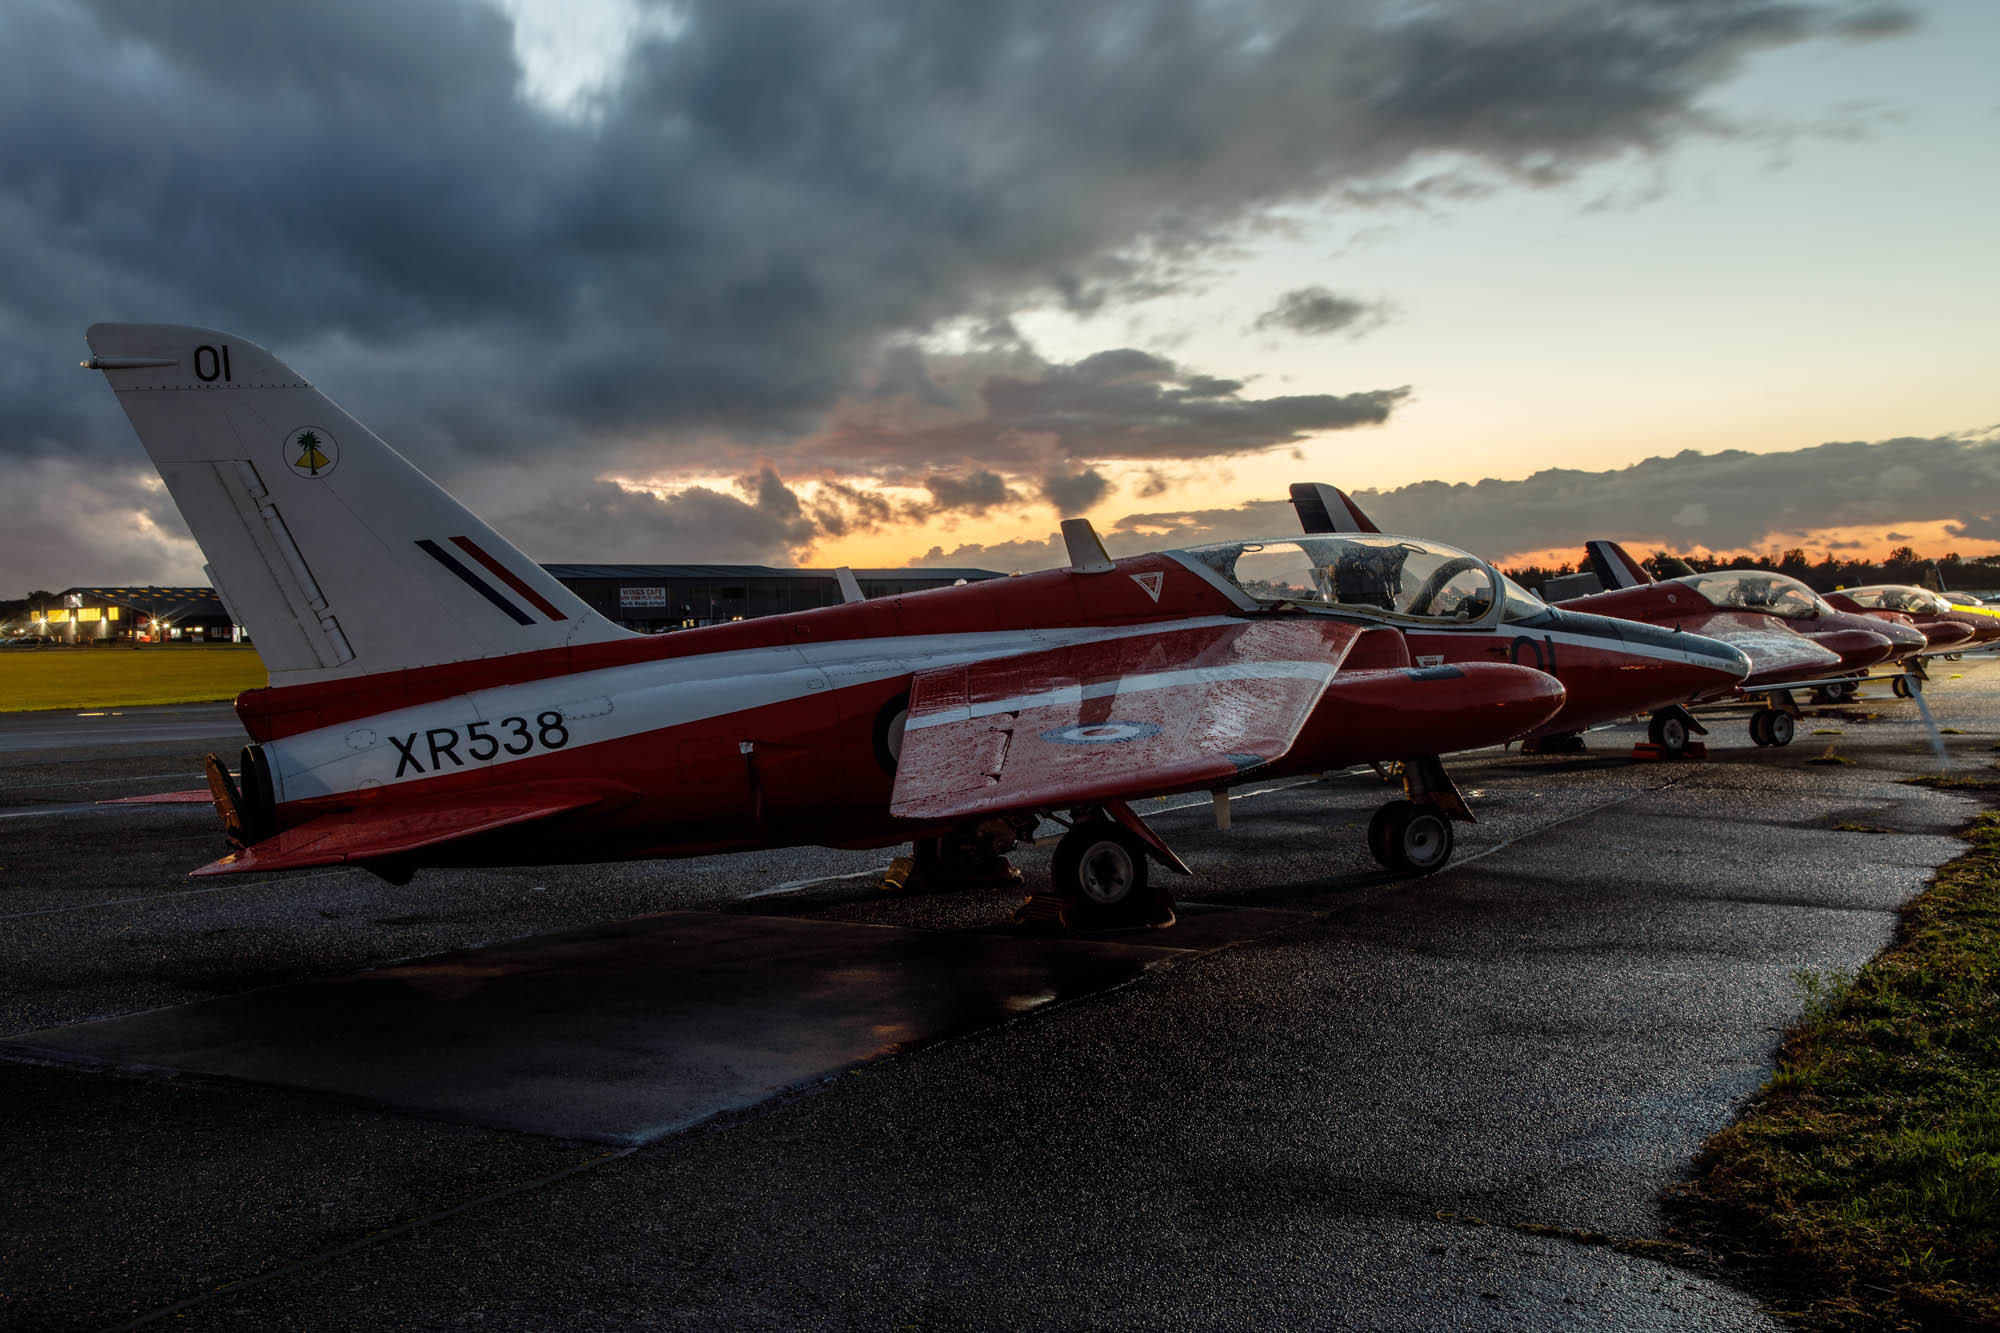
[1749,710,1773,746]
[1366,802,1399,866]
[1892,676,1912,698]
[1369,800,1455,874]
[1830,679,1858,703]
[1766,711,1795,747]
[1647,710,1689,758]
[1052,820,1150,920]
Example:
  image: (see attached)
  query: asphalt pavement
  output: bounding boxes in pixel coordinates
[0,663,1993,1330]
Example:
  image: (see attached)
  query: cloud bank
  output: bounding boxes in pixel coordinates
[912,431,2000,570]
[0,0,1912,587]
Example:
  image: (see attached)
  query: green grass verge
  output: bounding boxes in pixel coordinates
[0,646,267,711]
[1667,811,2000,1330]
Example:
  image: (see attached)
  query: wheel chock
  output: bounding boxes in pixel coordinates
[876,855,918,893]
[1631,740,1708,761]
[1011,893,1074,929]
[1009,889,1177,933]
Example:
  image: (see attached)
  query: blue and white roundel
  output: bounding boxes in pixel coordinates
[1040,721,1162,744]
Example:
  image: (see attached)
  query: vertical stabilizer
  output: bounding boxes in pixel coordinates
[1583,540,1656,590]
[1061,518,1116,574]
[85,324,629,683]
[1290,482,1381,534]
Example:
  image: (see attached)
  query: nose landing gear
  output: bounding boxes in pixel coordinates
[1366,754,1473,875]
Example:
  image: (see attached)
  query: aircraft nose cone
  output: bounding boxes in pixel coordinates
[1922,620,1973,649]
[1881,620,1928,654]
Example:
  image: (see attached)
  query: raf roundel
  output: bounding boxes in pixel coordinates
[284,426,338,479]
[1040,721,1162,745]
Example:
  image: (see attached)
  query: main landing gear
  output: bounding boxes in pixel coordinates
[1035,800,1187,930]
[1748,708,1796,747]
[1366,755,1473,875]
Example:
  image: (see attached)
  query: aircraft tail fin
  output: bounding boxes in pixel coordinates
[1289,482,1381,534]
[84,324,629,685]
[1583,540,1656,590]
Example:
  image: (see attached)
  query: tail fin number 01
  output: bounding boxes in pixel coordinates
[193,344,232,382]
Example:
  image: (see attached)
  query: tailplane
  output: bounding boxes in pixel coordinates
[85,324,629,684]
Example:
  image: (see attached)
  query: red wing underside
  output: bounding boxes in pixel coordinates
[192,786,608,877]
[889,618,1356,823]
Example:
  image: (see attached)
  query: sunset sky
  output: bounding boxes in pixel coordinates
[2,0,1995,590]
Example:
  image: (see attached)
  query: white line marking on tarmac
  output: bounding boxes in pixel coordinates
[0,868,358,923]
[0,771,204,795]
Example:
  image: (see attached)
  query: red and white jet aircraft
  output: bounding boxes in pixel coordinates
[84,325,1575,923]
[1285,484,1752,751]
[1559,540,1928,745]
[1822,585,1988,652]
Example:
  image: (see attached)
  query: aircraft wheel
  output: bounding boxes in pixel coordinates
[1830,679,1858,702]
[1647,709,1689,758]
[1892,676,1913,698]
[1749,711,1774,746]
[1765,711,1795,747]
[1052,819,1150,922]
[1368,800,1454,875]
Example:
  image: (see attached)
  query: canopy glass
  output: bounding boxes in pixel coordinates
[1180,536,1538,625]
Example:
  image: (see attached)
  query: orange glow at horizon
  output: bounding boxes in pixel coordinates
[1497,520,2000,573]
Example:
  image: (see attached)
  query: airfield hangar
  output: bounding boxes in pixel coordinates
[543,565,1003,631]
[19,567,1001,643]
[35,587,238,644]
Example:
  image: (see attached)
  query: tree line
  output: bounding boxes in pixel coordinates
[1506,548,2000,597]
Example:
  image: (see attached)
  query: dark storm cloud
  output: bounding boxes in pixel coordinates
[1041,467,1115,515]
[919,471,1018,516]
[1253,288,1380,337]
[486,476,818,565]
[813,348,1408,471]
[0,0,1911,585]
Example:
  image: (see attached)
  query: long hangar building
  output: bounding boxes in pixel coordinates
[34,566,1000,642]
[525,564,1002,631]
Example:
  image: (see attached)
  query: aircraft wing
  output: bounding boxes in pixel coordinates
[889,619,1356,822]
[191,782,623,876]
[1682,612,1840,681]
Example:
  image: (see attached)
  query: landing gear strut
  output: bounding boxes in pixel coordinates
[1367,755,1471,875]
[907,817,1029,891]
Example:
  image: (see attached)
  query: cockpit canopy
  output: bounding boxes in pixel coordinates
[1178,535,1544,625]
[1673,569,1825,619]
[1840,584,1951,614]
